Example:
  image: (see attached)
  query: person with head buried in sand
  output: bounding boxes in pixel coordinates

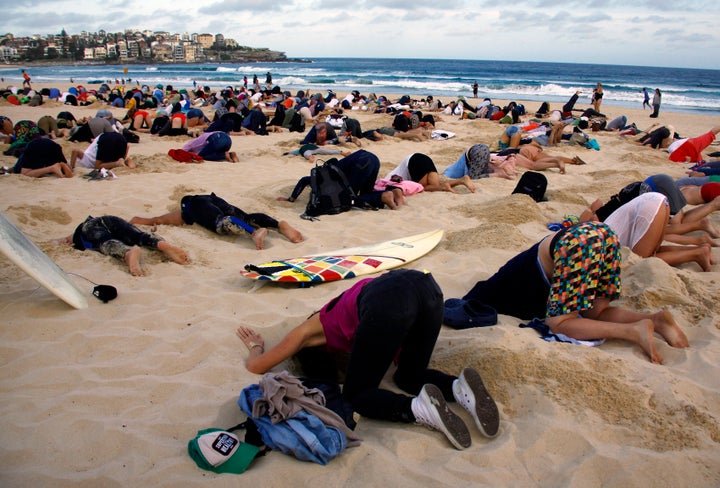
[446,221,688,364]
[130,193,303,250]
[236,269,500,450]
[62,215,189,276]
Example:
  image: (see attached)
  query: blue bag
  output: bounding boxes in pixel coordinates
[237,384,348,465]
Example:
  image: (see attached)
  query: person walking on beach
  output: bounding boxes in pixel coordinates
[236,269,501,450]
[650,88,662,118]
[472,81,479,98]
[642,88,651,110]
[21,69,31,90]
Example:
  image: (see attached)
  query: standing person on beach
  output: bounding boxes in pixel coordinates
[642,88,651,110]
[650,88,662,118]
[472,81,479,98]
[21,69,31,90]
[236,269,500,450]
[446,221,689,364]
[592,83,604,112]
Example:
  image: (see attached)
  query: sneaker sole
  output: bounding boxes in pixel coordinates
[455,368,500,438]
[419,384,471,450]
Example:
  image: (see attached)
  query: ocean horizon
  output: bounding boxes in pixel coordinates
[2,58,718,116]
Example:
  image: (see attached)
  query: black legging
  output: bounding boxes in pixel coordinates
[342,270,456,423]
[180,193,279,234]
[74,215,161,259]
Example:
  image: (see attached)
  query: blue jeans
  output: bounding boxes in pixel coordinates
[198,132,231,161]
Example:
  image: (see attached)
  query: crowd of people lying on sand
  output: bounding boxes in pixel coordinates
[2,80,719,451]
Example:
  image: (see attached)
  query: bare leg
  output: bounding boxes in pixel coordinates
[70,149,83,169]
[157,240,190,264]
[547,312,662,364]
[124,246,144,276]
[421,172,455,192]
[655,244,714,271]
[392,187,405,206]
[381,190,398,210]
[592,301,689,348]
[59,162,74,177]
[129,210,184,227]
[277,220,304,243]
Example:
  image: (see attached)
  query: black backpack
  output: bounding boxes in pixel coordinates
[512,171,547,202]
[304,159,356,218]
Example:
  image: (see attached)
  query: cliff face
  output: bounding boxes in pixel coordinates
[205,48,288,62]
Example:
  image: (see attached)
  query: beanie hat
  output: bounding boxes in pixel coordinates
[188,429,259,474]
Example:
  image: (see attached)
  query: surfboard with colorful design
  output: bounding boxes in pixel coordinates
[239,229,443,283]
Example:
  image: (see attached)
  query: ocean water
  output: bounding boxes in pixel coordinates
[1,58,718,116]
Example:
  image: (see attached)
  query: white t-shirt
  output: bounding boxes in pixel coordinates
[76,136,100,169]
[604,192,667,250]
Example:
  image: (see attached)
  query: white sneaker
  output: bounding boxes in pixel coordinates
[453,368,499,438]
[411,384,471,450]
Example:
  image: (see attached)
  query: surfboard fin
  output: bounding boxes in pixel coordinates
[244,264,292,276]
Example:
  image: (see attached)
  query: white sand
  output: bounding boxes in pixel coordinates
[1,87,719,487]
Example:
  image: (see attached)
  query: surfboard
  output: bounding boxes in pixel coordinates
[240,229,443,283]
[0,211,88,309]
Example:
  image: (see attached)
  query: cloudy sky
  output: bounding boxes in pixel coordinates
[2,0,717,69]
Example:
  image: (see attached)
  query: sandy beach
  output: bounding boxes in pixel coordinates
[1,85,719,487]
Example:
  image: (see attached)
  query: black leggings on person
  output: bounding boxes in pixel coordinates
[77,215,161,260]
[180,193,279,233]
[342,269,456,423]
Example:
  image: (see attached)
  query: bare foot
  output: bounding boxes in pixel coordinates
[700,218,720,239]
[392,187,405,206]
[251,228,268,250]
[236,325,264,352]
[696,244,714,271]
[558,161,566,174]
[462,175,476,193]
[632,319,663,364]
[229,151,239,162]
[50,163,66,178]
[125,157,135,169]
[157,241,190,264]
[278,221,304,243]
[381,190,398,210]
[59,162,74,177]
[652,310,689,348]
[124,246,144,276]
[442,181,457,193]
[307,155,316,164]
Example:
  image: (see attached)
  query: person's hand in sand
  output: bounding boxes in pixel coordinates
[235,269,500,449]
[236,325,265,354]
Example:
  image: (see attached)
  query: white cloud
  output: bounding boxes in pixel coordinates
[0,0,716,68]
